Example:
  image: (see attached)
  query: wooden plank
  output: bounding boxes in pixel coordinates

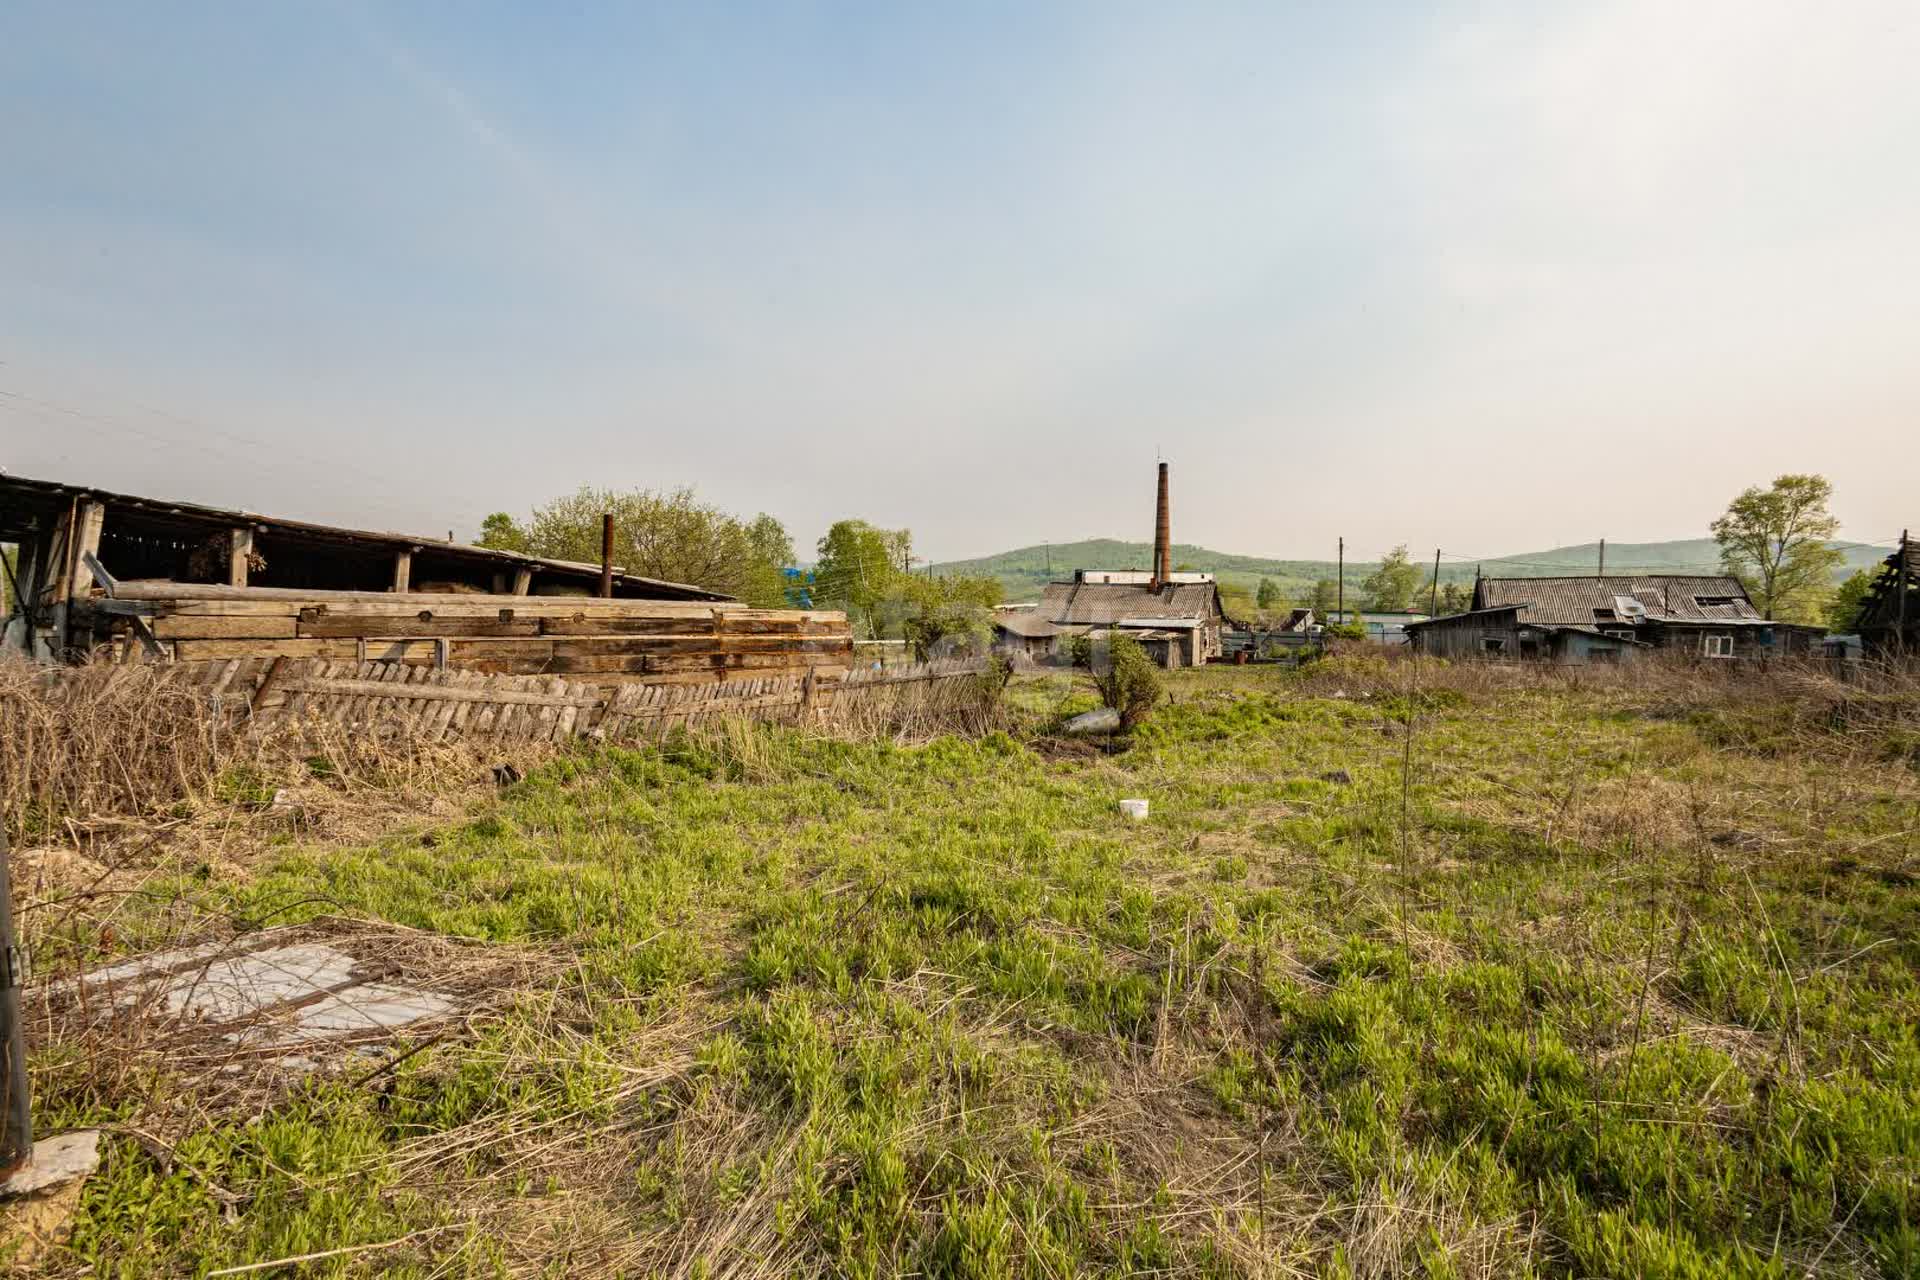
[144,601,303,618]
[511,568,532,596]
[172,638,362,661]
[538,616,719,637]
[152,615,298,640]
[450,638,556,662]
[391,549,412,594]
[298,614,542,638]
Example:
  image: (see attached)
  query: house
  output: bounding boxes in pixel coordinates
[991,607,1064,662]
[1022,463,1235,668]
[1852,536,1917,657]
[1405,575,1823,662]
[1036,573,1231,667]
[0,472,851,684]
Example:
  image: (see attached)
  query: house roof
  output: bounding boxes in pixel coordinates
[994,612,1064,638]
[1039,580,1221,626]
[1473,575,1763,627]
[0,472,730,601]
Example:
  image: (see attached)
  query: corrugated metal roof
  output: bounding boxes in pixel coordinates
[1039,580,1221,626]
[1474,576,1761,626]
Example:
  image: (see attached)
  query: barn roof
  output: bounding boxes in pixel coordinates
[1038,580,1222,626]
[1473,576,1762,626]
[0,472,730,601]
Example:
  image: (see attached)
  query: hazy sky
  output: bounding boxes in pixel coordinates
[3,2,1916,565]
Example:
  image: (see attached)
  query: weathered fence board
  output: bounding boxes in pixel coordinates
[146,654,990,743]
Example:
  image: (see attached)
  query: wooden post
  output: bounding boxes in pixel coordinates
[228,527,254,587]
[392,549,412,594]
[0,820,30,1179]
[1336,537,1344,625]
[1429,548,1441,616]
[599,513,614,599]
[1900,529,1910,653]
[66,501,105,600]
[511,568,532,596]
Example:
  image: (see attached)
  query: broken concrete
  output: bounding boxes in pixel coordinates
[1,1131,102,1266]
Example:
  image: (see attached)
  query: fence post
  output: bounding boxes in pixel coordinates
[0,820,31,1179]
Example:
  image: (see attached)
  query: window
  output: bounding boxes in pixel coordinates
[1703,633,1734,658]
[1694,595,1740,609]
[1481,637,1507,654]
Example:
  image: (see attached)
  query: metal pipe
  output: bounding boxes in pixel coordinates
[599,513,615,599]
[0,821,31,1179]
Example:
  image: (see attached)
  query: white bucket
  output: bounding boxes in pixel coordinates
[1118,799,1150,821]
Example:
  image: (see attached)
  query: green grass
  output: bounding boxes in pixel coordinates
[28,663,1920,1277]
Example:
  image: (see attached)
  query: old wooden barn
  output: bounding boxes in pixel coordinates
[0,474,850,685]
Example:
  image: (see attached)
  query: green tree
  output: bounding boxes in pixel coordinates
[1310,578,1339,615]
[1826,568,1877,632]
[502,486,787,601]
[1362,545,1422,612]
[1436,581,1471,615]
[1217,581,1255,620]
[893,574,1004,660]
[739,513,797,609]
[1256,577,1281,609]
[476,512,529,553]
[816,520,909,637]
[1710,474,1844,622]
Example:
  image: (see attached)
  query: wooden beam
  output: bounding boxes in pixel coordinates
[392,549,412,594]
[228,527,254,587]
[109,582,744,609]
[66,500,105,599]
[511,568,532,596]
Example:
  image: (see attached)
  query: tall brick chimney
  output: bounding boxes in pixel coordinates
[1153,462,1171,588]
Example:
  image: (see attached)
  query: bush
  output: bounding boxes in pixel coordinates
[1094,634,1162,730]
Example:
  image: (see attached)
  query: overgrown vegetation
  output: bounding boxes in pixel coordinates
[15,656,1920,1277]
[1092,632,1163,730]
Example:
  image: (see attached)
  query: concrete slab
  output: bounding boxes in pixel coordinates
[74,938,457,1057]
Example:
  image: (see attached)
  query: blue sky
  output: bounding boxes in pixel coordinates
[3,2,1917,564]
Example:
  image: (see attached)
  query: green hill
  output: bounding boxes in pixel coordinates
[933,537,1892,604]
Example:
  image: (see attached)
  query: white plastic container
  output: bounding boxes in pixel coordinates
[1118,799,1150,821]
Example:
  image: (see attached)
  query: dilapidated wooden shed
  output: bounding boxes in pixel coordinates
[0,474,850,685]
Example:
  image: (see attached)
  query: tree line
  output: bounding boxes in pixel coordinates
[478,491,1002,657]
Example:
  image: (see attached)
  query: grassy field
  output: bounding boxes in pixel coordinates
[19,657,1920,1278]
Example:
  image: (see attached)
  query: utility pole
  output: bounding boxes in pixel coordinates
[1430,548,1441,616]
[1598,538,1606,578]
[1337,537,1344,623]
[598,513,614,598]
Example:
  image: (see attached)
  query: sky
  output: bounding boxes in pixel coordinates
[3,1,1917,567]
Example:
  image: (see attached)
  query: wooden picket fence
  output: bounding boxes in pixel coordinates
[165,655,993,743]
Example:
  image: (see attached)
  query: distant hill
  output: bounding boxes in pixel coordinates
[933,537,1892,603]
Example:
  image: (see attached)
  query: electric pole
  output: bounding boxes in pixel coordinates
[1337,537,1344,623]
[1430,548,1441,616]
